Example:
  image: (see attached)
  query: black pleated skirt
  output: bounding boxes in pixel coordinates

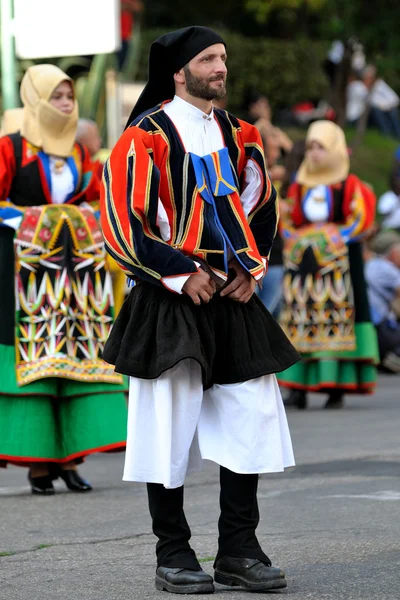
[0,228,16,347]
[103,281,300,389]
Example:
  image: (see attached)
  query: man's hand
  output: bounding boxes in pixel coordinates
[220,259,256,303]
[182,269,216,306]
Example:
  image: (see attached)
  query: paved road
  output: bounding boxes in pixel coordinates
[1,375,400,599]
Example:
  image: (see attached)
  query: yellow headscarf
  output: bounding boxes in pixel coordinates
[20,64,78,158]
[296,120,349,187]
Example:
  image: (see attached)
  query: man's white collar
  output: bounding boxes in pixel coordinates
[167,95,214,122]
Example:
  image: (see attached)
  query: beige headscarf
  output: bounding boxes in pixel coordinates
[20,64,78,158]
[296,120,349,187]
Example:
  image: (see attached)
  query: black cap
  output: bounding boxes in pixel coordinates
[125,26,226,127]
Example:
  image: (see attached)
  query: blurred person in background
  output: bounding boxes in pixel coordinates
[323,40,345,92]
[278,121,378,409]
[245,91,293,158]
[255,131,285,317]
[324,38,365,123]
[346,71,368,126]
[0,65,127,495]
[362,65,400,138]
[76,118,103,173]
[377,148,400,231]
[257,140,306,318]
[364,232,400,373]
[279,140,306,200]
[119,0,144,70]
[263,127,287,183]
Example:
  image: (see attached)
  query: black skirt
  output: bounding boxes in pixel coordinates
[0,228,16,347]
[103,281,300,389]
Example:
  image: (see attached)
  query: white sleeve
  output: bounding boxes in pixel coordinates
[157,198,171,241]
[378,191,399,215]
[156,197,194,292]
[371,80,400,110]
[240,159,263,218]
[380,81,399,105]
[161,262,201,294]
[161,274,193,294]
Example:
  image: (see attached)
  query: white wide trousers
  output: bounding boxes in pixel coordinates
[123,359,295,489]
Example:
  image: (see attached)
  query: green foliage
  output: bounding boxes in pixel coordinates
[137,29,329,114]
[77,54,111,121]
[245,0,327,23]
[346,129,398,199]
[143,1,400,92]
[121,19,142,82]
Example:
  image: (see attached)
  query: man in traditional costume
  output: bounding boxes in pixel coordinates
[0,65,127,494]
[101,26,299,594]
[278,120,378,409]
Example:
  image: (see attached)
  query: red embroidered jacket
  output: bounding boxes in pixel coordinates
[282,175,376,242]
[101,105,278,288]
[0,133,100,207]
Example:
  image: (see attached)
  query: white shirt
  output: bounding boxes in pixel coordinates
[369,80,399,111]
[159,96,264,293]
[49,157,75,204]
[327,40,344,64]
[378,190,400,229]
[163,94,224,156]
[303,185,330,223]
[346,80,368,122]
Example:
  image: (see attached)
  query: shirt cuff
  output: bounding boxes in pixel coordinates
[256,257,268,287]
[161,262,201,294]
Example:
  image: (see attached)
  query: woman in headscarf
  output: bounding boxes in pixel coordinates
[0,65,127,494]
[278,121,379,409]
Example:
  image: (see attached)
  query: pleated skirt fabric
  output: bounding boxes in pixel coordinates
[103,281,300,390]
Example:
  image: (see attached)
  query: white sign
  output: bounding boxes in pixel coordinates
[14,0,121,59]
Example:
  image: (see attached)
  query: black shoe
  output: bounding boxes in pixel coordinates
[28,471,55,495]
[155,567,214,594]
[58,469,92,492]
[284,389,307,410]
[214,556,287,591]
[324,392,344,409]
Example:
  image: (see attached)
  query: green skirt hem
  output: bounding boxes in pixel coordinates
[0,343,128,396]
[277,323,378,394]
[0,391,127,463]
[299,323,379,361]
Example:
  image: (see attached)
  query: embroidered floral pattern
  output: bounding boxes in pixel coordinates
[13,204,122,386]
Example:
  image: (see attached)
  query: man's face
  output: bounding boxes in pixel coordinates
[183,43,227,101]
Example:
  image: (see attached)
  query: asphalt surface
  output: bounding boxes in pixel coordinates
[1,374,400,599]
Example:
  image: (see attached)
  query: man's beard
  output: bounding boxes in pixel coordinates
[183,66,226,100]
